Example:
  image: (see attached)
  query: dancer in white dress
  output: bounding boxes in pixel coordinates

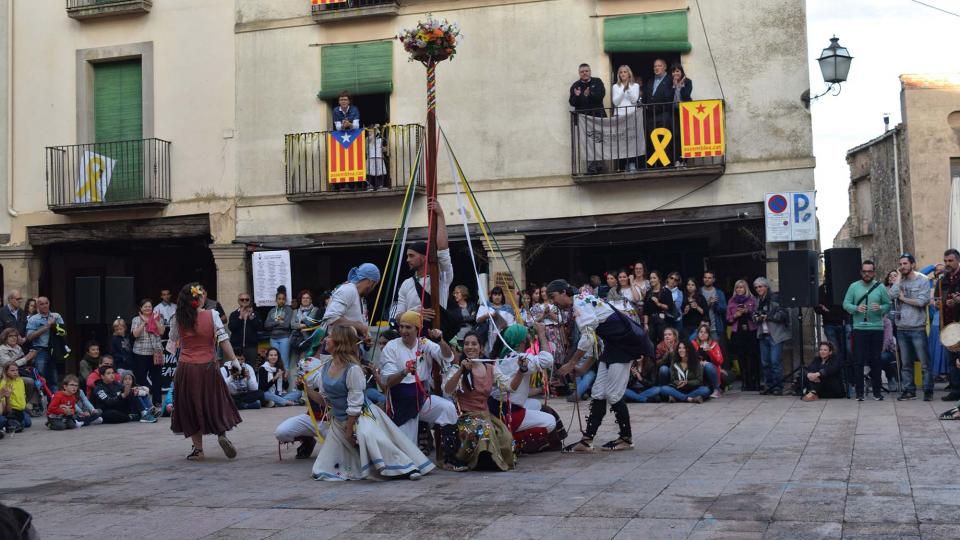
[312,326,434,481]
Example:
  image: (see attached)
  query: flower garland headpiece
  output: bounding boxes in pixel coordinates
[189,285,204,309]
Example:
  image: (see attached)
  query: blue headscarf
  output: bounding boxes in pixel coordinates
[347,263,381,284]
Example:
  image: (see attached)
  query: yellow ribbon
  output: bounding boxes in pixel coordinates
[76,155,107,202]
[646,128,672,167]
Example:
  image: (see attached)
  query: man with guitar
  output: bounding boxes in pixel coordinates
[843,260,892,401]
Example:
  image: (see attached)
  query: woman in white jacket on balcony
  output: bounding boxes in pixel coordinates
[612,65,642,171]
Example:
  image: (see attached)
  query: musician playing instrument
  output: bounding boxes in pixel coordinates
[937,249,960,411]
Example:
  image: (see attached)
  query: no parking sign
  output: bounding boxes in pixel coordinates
[764,191,816,242]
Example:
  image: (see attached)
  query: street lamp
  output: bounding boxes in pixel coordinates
[803,36,853,106]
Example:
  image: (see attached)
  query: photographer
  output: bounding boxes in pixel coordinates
[220,357,263,410]
[228,293,262,368]
[753,278,790,396]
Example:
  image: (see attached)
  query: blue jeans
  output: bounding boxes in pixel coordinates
[270,337,291,371]
[264,389,304,406]
[660,385,710,401]
[623,386,660,403]
[898,329,932,394]
[576,370,596,398]
[137,395,152,412]
[32,347,58,392]
[702,362,718,390]
[758,335,783,392]
[7,409,31,428]
[365,387,386,406]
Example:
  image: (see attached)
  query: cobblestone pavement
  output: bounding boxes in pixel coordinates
[4,390,960,539]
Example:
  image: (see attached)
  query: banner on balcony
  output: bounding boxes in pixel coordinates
[679,100,725,158]
[75,151,116,203]
[327,129,367,184]
[312,0,348,4]
[575,110,646,164]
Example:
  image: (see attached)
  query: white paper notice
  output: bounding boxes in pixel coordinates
[252,250,292,307]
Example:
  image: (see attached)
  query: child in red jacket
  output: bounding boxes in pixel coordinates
[47,374,81,430]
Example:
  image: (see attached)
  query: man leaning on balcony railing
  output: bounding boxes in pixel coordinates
[332,90,363,192]
[569,63,606,174]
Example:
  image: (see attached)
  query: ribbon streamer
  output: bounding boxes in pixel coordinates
[646,127,672,167]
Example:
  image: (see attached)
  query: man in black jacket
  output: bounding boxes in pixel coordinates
[229,293,262,367]
[642,58,674,166]
[0,291,27,338]
[569,63,606,174]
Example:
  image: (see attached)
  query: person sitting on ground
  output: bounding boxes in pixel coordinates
[623,357,661,403]
[47,375,101,430]
[440,332,516,472]
[692,323,725,398]
[659,341,710,403]
[110,318,135,372]
[90,366,154,424]
[1,360,31,432]
[85,355,127,397]
[120,372,159,422]
[258,347,303,408]
[0,328,37,413]
[803,341,845,401]
[73,384,102,426]
[221,356,263,410]
[78,340,101,383]
[655,327,679,385]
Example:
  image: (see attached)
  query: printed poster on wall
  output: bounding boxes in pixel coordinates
[252,250,292,307]
[764,192,817,243]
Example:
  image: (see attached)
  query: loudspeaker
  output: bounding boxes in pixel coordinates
[104,276,136,323]
[824,248,862,305]
[75,276,101,324]
[778,250,819,308]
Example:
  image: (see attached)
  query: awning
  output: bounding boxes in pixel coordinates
[318,40,393,99]
[603,11,691,53]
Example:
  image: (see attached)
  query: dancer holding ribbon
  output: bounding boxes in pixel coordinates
[553,279,655,452]
[379,310,458,447]
[312,326,434,481]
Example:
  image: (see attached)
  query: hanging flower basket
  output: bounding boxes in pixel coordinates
[398,15,461,65]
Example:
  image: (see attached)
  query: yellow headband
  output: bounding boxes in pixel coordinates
[398,310,422,329]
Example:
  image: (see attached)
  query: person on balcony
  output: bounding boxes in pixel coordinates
[612,65,642,172]
[569,63,606,175]
[642,58,674,167]
[669,63,693,165]
[332,90,363,192]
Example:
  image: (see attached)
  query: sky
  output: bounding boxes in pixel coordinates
[806,0,959,248]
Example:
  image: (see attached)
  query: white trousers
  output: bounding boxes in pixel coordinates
[518,398,556,432]
[591,362,631,404]
[398,395,459,445]
[274,413,329,443]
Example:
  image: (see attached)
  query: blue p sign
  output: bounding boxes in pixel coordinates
[793,193,810,223]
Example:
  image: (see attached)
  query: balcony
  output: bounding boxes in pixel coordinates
[46,138,171,213]
[285,124,424,202]
[311,0,399,23]
[570,101,725,184]
[66,0,152,20]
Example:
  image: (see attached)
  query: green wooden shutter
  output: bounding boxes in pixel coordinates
[318,40,393,99]
[93,59,143,202]
[603,11,691,53]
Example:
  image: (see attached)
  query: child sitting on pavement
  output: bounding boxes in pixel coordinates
[90,366,158,424]
[1,360,31,432]
[46,374,103,429]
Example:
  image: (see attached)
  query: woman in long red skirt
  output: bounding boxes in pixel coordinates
[168,283,243,461]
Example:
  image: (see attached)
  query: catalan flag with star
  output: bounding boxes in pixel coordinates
[327,128,366,184]
[679,99,725,158]
[312,0,347,5]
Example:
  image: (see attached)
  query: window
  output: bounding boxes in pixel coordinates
[318,40,393,128]
[93,59,143,201]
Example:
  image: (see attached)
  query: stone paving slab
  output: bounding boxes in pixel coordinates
[3,390,960,538]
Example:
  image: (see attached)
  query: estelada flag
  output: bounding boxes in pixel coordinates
[327,129,366,184]
[679,100,725,158]
[312,0,347,4]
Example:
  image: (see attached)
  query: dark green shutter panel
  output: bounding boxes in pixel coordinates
[604,11,691,53]
[93,59,143,202]
[318,40,393,99]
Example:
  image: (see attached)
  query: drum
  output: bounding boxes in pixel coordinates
[940,322,960,353]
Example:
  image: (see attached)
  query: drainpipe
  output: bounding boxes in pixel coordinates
[6,0,15,218]
[892,126,903,255]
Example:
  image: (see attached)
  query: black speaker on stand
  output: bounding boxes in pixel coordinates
[75,276,101,325]
[824,248,862,305]
[777,250,819,395]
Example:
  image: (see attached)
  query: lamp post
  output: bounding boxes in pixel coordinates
[803,36,853,106]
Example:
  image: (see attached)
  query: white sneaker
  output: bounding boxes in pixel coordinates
[710,390,721,399]
[91,417,104,425]
[408,471,422,481]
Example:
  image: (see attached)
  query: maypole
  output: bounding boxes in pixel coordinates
[399,16,461,333]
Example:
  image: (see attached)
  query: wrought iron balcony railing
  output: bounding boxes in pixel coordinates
[285,124,424,201]
[570,100,725,183]
[311,0,399,23]
[46,138,171,212]
[66,0,152,20]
